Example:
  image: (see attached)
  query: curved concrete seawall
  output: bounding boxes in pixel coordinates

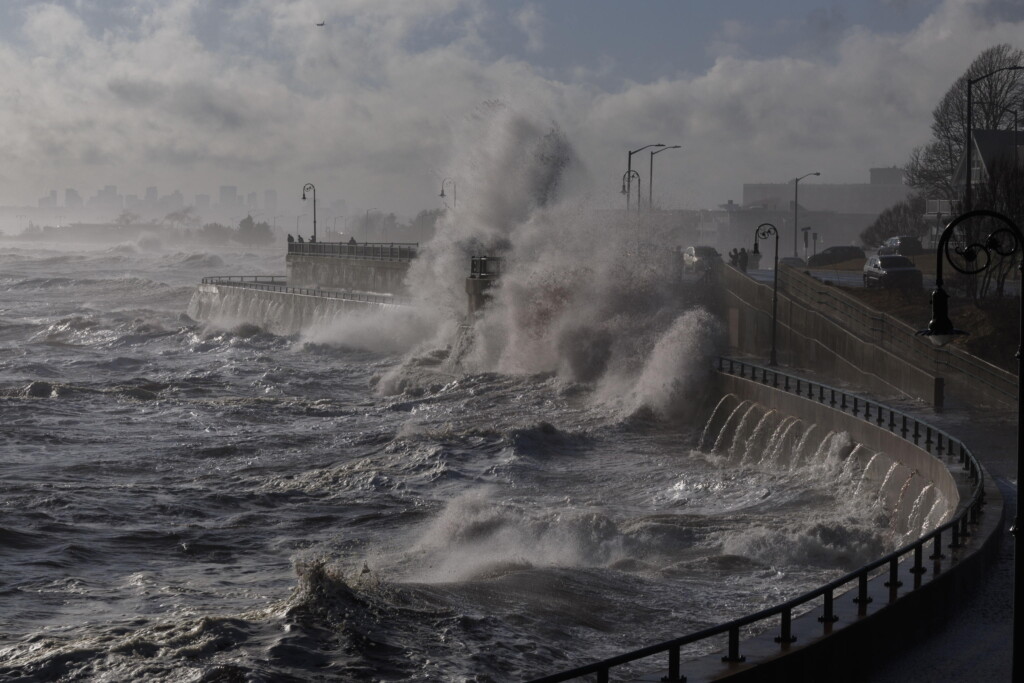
[188,283,405,336]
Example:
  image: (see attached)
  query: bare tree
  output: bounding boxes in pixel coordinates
[905,44,1024,201]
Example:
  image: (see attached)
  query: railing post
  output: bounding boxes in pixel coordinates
[885,557,902,593]
[864,401,871,421]
[722,626,745,663]
[854,572,872,616]
[667,645,681,682]
[930,530,946,560]
[911,544,927,575]
[819,589,839,625]
[777,608,797,644]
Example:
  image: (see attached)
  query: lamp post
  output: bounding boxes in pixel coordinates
[917,208,1022,679]
[965,65,1024,212]
[649,145,681,210]
[793,172,820,257]
[626,144,664,212]
[440,178,456,209]
[301,183,317,242]
[753,222,780,366]
[621,170,641,213]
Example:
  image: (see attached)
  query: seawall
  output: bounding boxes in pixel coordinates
[188,283,404,336]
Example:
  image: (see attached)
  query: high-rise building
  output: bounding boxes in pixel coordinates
[65,188,83,209]
[219,186,238,208]
[145,186,158,203]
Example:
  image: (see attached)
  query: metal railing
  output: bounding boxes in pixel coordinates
[528,357,985,683]
[775,267,1016,403]
[200,275,410,306]
[287,241,419,261]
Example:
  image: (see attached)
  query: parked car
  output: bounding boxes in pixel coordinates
[806,246,866,268]
[877,235,924,256]
[863,255,924,289]
[778,256,806,268]
[683,246,723,273]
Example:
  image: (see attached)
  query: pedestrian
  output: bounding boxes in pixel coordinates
[738,247,748,273]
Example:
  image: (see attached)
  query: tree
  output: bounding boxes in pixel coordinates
[409,208,443,243]
[198,222,232,246]
[905,44,1024,201]
[165,206,200,229]
[860,195,927,247]
[235,215,274,246]
[115,210,141,227]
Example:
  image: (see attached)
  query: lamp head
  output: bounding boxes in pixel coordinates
[752,241,760,255]
[916,287,968,347]
[301,190,306,201]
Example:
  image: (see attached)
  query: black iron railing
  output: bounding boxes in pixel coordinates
[528,357,986,683]
[200,275,409,306]
[287,241,418,261]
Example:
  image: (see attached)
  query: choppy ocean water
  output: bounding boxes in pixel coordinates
[0,241,899,681]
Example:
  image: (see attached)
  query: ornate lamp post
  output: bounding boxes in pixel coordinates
[793,172,820,257]
[626,144,664,212]
[301,183,317,242]
[440,178,456,209]
[917,208,1023,679]
[621,170,641,212]
[649,145,681,209]
[965,65,1024,211]
[753,222,780,366]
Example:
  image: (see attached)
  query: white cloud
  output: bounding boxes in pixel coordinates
[0,0,1020,218]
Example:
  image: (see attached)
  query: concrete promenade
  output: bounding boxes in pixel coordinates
[797,368,1017,681]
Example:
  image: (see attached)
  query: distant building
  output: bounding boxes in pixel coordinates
[37,190,57,208]
[733,167,912,251]
[219,185,238,208]
[196,194,211,209]
[65,188,83,209]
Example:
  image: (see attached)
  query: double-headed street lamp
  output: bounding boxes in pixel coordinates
[440,178,456,209]
[965,65,1024,211]
[301,183,317,242]
[626,144,664,212]
[917,208,1022,680]
[793,172,820,257]
[649,145,681,210]
[621,170,641,212]
[752,222,780,366]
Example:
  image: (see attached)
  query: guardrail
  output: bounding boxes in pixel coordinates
[200,275,410,306]
[528,357,985,683]
[776,266,1016,404]
[287,241,419,261]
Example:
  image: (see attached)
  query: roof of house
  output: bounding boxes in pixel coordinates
[952,129,1023,187]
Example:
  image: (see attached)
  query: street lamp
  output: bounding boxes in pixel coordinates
[965,65,1024,211]
[793,172,820,257]
[649,145,681,210]
[301,183,317,242]
[917,208,1021,679]
[621,170,641,212]
[440,178,456,209]
[626,144,664,212]
[753,222,780,366]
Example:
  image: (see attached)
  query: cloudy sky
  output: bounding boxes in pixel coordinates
[1,0,1022,218]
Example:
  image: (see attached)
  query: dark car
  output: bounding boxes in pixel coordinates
[806,245,866,268]
[778,256,806,269]
[877,235,924,256]
[683,245,723,273]
[863,255,924,289]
